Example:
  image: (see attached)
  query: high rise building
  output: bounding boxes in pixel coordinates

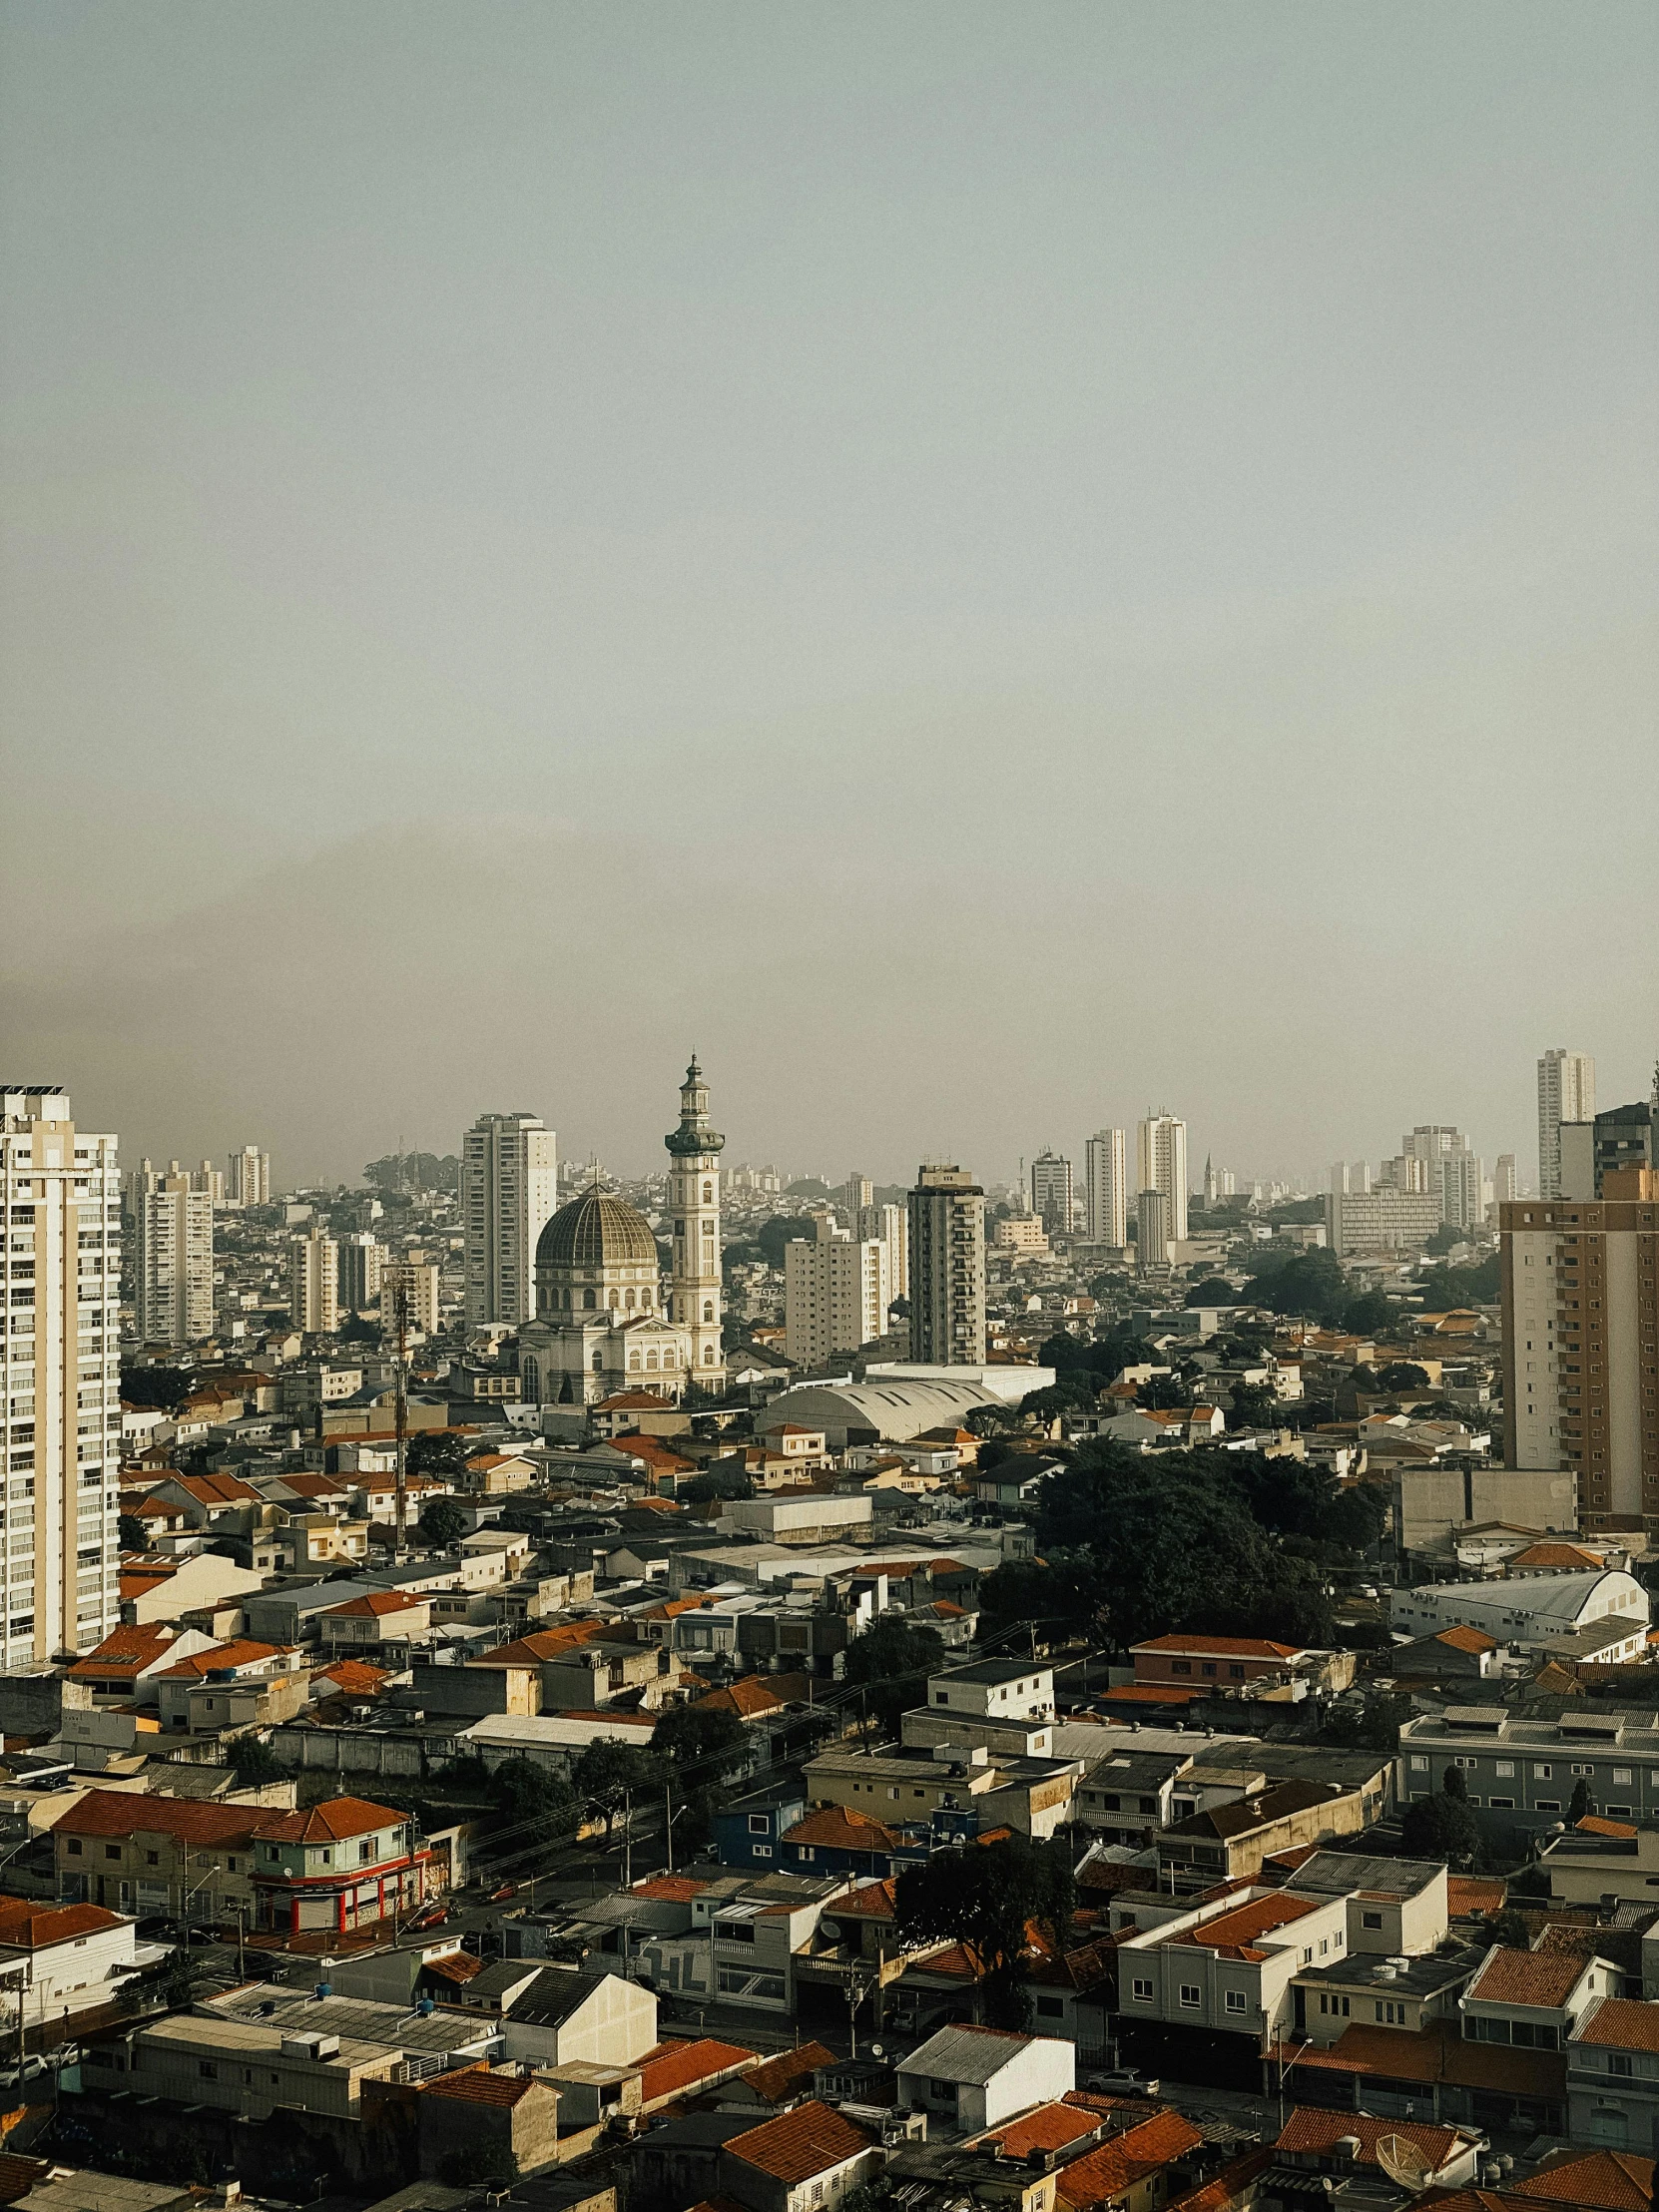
[1502,1171,1659,1535]
[784,1221,890,1367]
[337,1232,384,1314]
[1330,1161,1373,1196]
[0,1087,122,1664]
[1085,1129,1128,1247]
[1328,1185,1444,1258]
[1436,1151,1486,1233]
[877,1200,909,1301]
[134,1170,215,1348]
[1537,1050,1595,1200]
[666,1058,725,1385]
[842,1174,873,1219]
[1137,1187,1171,1268]
[226,1145,270,1207]
[289,1227,339,1335]
[907,1164,985,1366]
[1137,1114,1189,1242]
[380,1260,440,1338]
[188,1160,225,1206]
[462,1113,558,1328]
[1029,1150,1073,1238]
[1493,1154,1518,1207]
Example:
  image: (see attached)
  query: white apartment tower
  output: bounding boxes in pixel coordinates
[1137,1113,1189,1243]
[0,1088,122,1665]
[134,1171,215,1348]
[1029,1150,1073,1238]
[289,1226,339,1335]
[877,1200,909,1301]
[666,1058,725,1385]
[1137,1187,1171,1268]
[462,1112,558,1328]
[784,1222,891,1368]
[380,1260,440,1338]
[906,1164,986,1366]
[226,1145,271,1207]
[1085,1129,1128,1247]
[1538,1050,1596,1201]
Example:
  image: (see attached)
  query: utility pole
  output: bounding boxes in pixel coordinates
[622,1786,633,1892]
[392,1279,410,1560]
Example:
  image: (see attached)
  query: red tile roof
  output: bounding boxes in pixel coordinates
[1056,2111,1206,2209]
[1447,1877,1508,1917]
[156,1640,286,1679]
[1465,1945,1589,2010]
[66,1624,185,1679]
[1132,1634,1304,1659]
[1167,1894,1317,1956]
[695,1676,786,1720]
[725,2100,875,2187]
[314,1660,389,1696]
[982,2102,1102,2156]
[637,2037,757,2105]
[736,2041,836,2104]
[52,1790,270,1849]
[1274,2108,1467,2172]
[323,1591,428,1617]
[1513,2148,1657,2209]
[476,1620,611,1667]
[257,1796,405,1845]
[419,2064,538,2107]
[1578,1997,1659,2053]
[783,1806,900,1853]
[0,1899,128,1949]
[1577,1815,1639,1839]
[1434,1625,1498,1654]
[831,1879,897,1921]
[630,1875,710,1903]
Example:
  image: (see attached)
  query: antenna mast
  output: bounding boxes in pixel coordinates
[392,1279,409,1559]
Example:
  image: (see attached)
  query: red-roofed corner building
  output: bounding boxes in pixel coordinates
[0,1896,146,2035]
[1568,1996,1659,2149]
[721,2100,880,2212]
[252,1797,431,1936]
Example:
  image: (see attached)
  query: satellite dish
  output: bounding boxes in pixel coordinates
[869,2042,884,2058]
[1376,2134,1432,2193]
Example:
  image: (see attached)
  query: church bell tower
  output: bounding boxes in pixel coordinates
[666,1057,725,1387]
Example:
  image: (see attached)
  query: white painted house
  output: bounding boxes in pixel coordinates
[896,2024,1074,2133]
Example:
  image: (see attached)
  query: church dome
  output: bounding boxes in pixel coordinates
[535,1189,659,1274]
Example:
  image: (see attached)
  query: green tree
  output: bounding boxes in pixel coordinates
[1567,1778,1592,1823]
[1135,1374,1188,1411]
[118,1364,195,1411]
[418,1497,469,1546]
[1442,1764,1467,1800]
[894,1834,1074,2029]
[1375,1363,1430,1392]
[572,1739,662,1841]
[650,1702,750,1784]
[407,1430,473,1477]
[118,1513,148,1553]
[1489,1908,1532,1949]
[977,1557,1099,1647]
[964,1403,1023,1440]
[490,1756,576,1830]
[230,1734,284,1787]
[1184,1278,1235,1308]
[683,1461,756,1502]
[1400,1783,1482,1868]
[756,1215,821,1270]
[841,1614,946,1738]
[1227,1382,1280,1430]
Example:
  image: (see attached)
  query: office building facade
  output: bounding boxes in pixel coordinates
[1502,1171,1659,1536]
[1137,1114,1188,1242]
[0,1088,122,1666]
[461,1113,558,1328]
[907,1165,986,1366]
[1137,1187,1171,1268]
[337,1233,384,1314]
[1538,1050,1596,1200]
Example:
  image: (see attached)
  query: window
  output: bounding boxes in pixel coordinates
[1534,1764,1553,1780]
[1224,1990,1247,2014]
[1606,1806,1633,1818]
[67,1840,82,1858]
[1536,1801,1561,1814]
[1495,1762,1515,1779]
[1228,1664,1245,1680]
[200,2060,218,2079]
[1489,1797,1515,1810]
[930,2081,954,2101]
[1453,1756,1477,1770]
[1613,1769,1633,1786]
[1170,1660,1192,1675]
[1178,1984,1201,2008]
[1376,2000,1405,2025]
[104,1845,120,1861]
[1608,2053,1635,2078]
[1035,1996,1064,2018]
[1361,1912,1383,1931]
[1409,1755,1428,1772]
[1130,1977,1153,2002]
[1571,1764,1596,1778]
[749,1815,770,1833]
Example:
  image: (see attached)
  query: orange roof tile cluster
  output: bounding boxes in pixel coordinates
[1167,1894,1317,1955]
[725,2100,875,2187]
[1577,1815,1639,1839]
[981,2102,1101,2156]
[323,1590,428,1617]
[419,2064,538,2107]
[1578,1997,1659,2053]
[1133,1633,1303,1659]
[314,1659,390,1696]
[695,1676,787,1720]
[52,1789,271,1849]
[1509,1543,1605,1570]
[156,1640,286,1679]
[1465,1945,1587,2010]
[1513,2148,1657,2209]
[831,1879,897,1921]
[637,2037,758,2105]
[1434,1625,1498,1654]
[783,1806,900,1854]
[67,1623,184,1679]
[477,1620,611,1667]
[631,1875,710,1903]
[1274,2108,1466,2171]
[0,1899,127,1949]
[736,2042,836,2104]
[1056,2111,1205,2210]
[258,1797,405,1845]
[169,1471,260,1505]
[1447,1877,1508,1918]
[1163,2147,1276,2212]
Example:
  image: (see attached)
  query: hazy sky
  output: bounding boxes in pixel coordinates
[3,3,1655,1189]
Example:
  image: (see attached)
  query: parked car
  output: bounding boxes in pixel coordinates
[0,2056,47,2090]
[408,1905,447,1932]
[1086,2068,1161,2096]
[488,1884,516,1903]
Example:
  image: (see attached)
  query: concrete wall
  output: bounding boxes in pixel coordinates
[270,1724,443,1779]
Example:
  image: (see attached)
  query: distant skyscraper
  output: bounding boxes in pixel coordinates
[462,1113,558,1328]
[1436,1151,1485,1232]
[1136,1187,1171,1268]
[1084,1129,1127,1247]
[1029,1150,1073,1238]
[1537,1050,1595,1199]
[1137,1114,1189,1242]
[842,1173,873,1219]
[1492,1154,1518,1207]
[907,1165,986,1365]
[226,1145,271,1207]
[871,1200,909,1301]
[134,1169,215,1348]
[289,1226,339,1335]
[380,1259,440,1338]
[0,1087,122,1664]
[666,1058,725,1385]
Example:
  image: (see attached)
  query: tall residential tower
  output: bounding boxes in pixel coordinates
[1137,1113,1189,1243]
[906,1164,986,1365]
[462,1112,558,1328]
[1538,1050,1595,1201]
[1084,1129,1127,1247]
[0,1088,122,1666]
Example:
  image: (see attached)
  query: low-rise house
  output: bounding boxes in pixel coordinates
[318,1590,434,1652]
[1128,1634,1354,1701]
[0,1897,146,2033]
[1154,1777,1373,1889]
[67,1624,219,1705]
[1566,1994,1659,2153]
[714,1792,809,1870]
[152,1639,307,1733]
[721,2099,880,2212]
[496,1967,657,2070]
[53,1789,273,1923]
[896,2024,1075,2135]
[1460,1944,1617,2067]
[927,1661,1055,1725]
[1071,1751,1189,1846]
[416,2064,562,2181]
[252,1796,429,1936]
[1053,2108,1209,2211]
[1261,2111,1483,2204]
[1538,1816,1659,1908]
[719,2040,837,2111]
